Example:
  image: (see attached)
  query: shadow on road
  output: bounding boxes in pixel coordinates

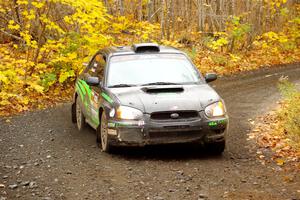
[110,144,227,161]
[81,123,227,161]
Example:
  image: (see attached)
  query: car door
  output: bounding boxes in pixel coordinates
[86,53,106,128]
[75,63,94,120]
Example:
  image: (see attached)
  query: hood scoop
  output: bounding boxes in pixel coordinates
[142,86,184,93]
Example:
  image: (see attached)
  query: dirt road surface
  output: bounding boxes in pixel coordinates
[1,64,300,200]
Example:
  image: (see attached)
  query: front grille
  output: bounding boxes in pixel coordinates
[150,111,199,120]
[149,130,200,139]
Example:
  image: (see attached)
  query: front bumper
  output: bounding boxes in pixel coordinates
[106,112,228,146]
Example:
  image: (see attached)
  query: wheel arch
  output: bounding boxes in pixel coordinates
[96,106,105,143]
[71,92,78,123]
[98,106,104,127]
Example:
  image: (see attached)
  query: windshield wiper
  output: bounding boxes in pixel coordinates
[141,82,179,86]
[108,84,137,88]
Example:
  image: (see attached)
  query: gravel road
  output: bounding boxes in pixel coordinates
[1,64,300,200]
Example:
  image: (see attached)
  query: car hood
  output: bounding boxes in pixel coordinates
[109,84,220,113]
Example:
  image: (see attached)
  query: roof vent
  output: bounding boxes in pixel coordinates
[132,43,160,53]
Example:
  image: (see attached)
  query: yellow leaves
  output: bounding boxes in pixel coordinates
[0,69,17,84]
[40,14,65,34]
[20,31,31,44]
[60,0,109,34]
[177,17,182,22]
[161,40,183,48]
[32,1,45,9]
[8,20,20,30]
[0,71,9,84]
[0,0,110,116]
[19,31,38,48]
[59,70,75,83]
[263,31,279,41]
[28,82,44,93]
[40,39,65,54]
[22,9,35,20]
[0,7,5,13]
[276,2,281,8]
[52,52,78,64]
[229,53,241,62]
[208,37,229,51]
[276,158,285,166]
[16,0,28,5]
[64,16,72,24]
[264,0,288,14]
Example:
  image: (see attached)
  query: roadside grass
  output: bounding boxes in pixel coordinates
[249,79,300,170]
[278,79,300,150]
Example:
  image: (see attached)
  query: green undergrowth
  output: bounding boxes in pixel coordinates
[278,79,300,149]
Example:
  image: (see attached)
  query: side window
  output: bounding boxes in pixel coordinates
[87,53,106,79]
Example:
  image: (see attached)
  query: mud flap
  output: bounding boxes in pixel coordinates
[71,103,76,123]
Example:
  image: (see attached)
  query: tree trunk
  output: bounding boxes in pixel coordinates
[138,0,143,21]
[160,0,165,39]
[12,0,21,24]
[171,0,175,39]
[119,0,124,16]
[147,0,153,22]
[166,0,171,40]
[198,0,205,32]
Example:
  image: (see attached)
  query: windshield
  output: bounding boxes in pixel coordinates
[107,54,202,87]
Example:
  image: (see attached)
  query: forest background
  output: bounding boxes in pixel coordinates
[0,0,299,116]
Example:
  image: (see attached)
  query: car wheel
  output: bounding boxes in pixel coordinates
[206,140,225,155]
[76,97,85,131]
[99,112,111,153]
[71,102,76,123]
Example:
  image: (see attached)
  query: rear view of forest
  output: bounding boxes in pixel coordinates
[0,0,299,115]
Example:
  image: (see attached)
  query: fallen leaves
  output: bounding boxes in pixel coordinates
[276,158,285,166]
[248,103,300,171]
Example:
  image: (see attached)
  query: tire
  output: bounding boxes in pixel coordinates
[98,111,112,153]
[71,103,76,123]
[75,97,86,131]
[206,140,225,155]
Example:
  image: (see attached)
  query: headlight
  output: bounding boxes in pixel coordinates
[116,106,143,120]
[205,101,226,117]
[109,108,115,118]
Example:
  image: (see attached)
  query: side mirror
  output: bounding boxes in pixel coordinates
[205,73,217,83]
[86,76,100,86]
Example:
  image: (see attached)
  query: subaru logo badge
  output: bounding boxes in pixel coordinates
[170,113,179,119]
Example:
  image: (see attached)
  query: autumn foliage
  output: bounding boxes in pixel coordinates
[0,0,299,116]
[248,80,300,170]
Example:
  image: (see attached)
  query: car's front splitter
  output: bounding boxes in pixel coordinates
[106,115,228,146]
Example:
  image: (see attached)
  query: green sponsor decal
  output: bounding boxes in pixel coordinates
[78,79,91,97]
[75,83,84,100]
[116,122,129,127]
[218,119,226,124]
[108,122,116,128]
[91,108,99,125]
[101,92,113,104]
[75,79,101,127]
[75,79,93,110]
[208,121,218,127]
[208,119,227,127]
[76,81,86,95]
